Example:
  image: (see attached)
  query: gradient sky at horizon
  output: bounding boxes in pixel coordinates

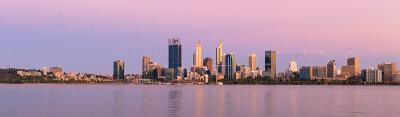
[1,0,400,74]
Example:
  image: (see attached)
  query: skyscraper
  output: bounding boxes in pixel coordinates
[142,56,151,71]
[288,61,298,72]
[193,41,203,67]
[265,51,277,76]
[248,53,257,71]
[168,38,182,69]
[378,63,396,82]
[203,58,213,70]
[341,57,360,77]
[216,41,223,73]
[113,60,125,79]
[327,60,336,78]
[224,53,236,80]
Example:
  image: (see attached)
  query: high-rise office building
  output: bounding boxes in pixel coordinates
[43,67,47,76]
[142,56,151,71]
[361,67,383,83]
[203,58,213,70]
[113,60,125,79]
[341,57,360,77]
[327,60,336,78]
[312,66,327,78]
[265,51,277,76]
[288,61,298,72]
[248,53,257,71]
[224,53,236,80]
[168,38,182,69]
[300,66,313,80]
[193,41,203,67]
[216,42,223,73]
[378,63,396,82]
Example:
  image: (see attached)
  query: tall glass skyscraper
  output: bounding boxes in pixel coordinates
[113,60,125,79]
[224,53,236,80]
[168,38,182,69]
[265,51,276,76]
[216,42,223,73]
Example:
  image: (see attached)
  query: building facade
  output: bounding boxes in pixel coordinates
[224,53,236,80]
[142,56,151,71]
[312,66,327,78]
[378,63,396,82]
[342,57,360,77]
[265,51,277,77]
[288,61,298,72]
[113,60,125,79]
[193,41,203,67]
[168,38,182,69]
[361,67,383,83]
[50,67,62,74]
[327,60,336,78]
[216,42,223,73]
[249,53,257,71]
[203,58,213,70]
[300,66,313,80]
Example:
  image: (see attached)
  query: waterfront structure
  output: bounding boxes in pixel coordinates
[378,63,396,82]
[265,51,277,77]
[43,67,47,76]
[193,41,203,67]
[203,58,213,70]
[327,60,336,78]
[341,57,360,77]
[249,53,257,71]
[216,41,223,73]
[300,66,313,80]
[288,61,298,72]
[168,38,182,69]
[113,60,125,79]
[224,53,236,80]
[142,56,151,71]
[361,67,383,83]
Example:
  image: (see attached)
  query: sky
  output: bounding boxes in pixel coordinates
[1,0,400,75]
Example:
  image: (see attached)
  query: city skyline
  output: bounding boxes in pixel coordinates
[2,0,400,75]
[2,39,400,75]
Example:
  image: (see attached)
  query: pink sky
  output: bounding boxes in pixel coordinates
[1,0,400,74]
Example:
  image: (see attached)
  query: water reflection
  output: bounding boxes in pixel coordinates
[217,88,226,117]
[194,89,204,117]
[168,90,182,117]
[112,90,125,117]
[264,89,276,116]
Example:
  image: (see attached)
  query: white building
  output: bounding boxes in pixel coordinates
[361,67,383,83]
[288,61,298,72]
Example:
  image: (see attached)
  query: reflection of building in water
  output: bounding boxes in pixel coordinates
[168,90,182,117]
[289,89,298,116]
[195,89,204,117]
[217,89,226,117]
[264,90,276,116]
[250,90,258,117]
[112,90,125,117]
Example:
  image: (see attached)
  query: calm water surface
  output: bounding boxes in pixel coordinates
[1,84,400,117]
